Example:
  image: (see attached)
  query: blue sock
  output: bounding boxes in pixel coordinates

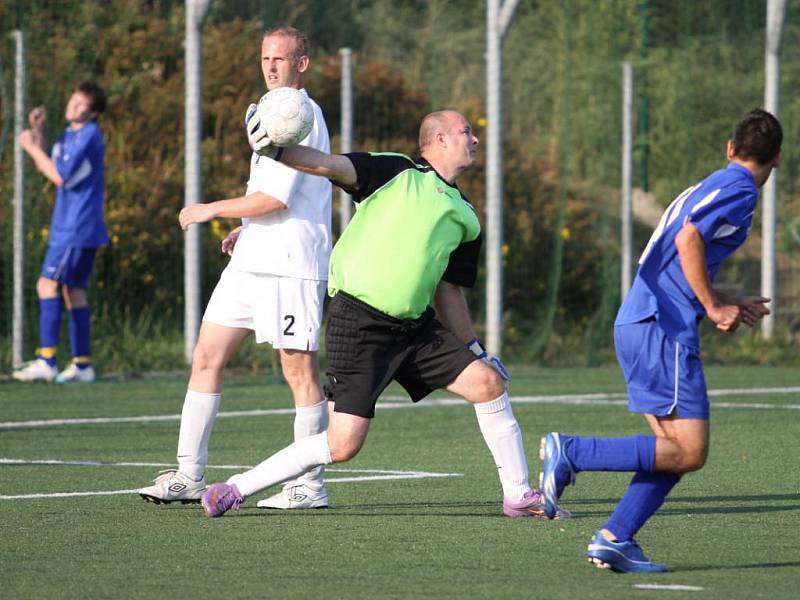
[603,471,681,542]
[38,297,62,366]
[564,434,655,472]
[68,306,92,367]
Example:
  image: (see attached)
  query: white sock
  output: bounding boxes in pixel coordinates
[228,432,332,498]
[293,400,328,491]
[473,391,531,502]
[176,389,221,481]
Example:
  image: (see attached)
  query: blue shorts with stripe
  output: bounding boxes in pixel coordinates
[40,245,97,289]
[614,318,709,420]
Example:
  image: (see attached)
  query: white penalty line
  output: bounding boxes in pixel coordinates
[1,386,799,430]
[633,584,705,591]
[0,462,462,500]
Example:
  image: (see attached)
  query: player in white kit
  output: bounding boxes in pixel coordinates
[139,26,333,509]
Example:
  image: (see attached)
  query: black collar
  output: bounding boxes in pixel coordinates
[416,156,458,189]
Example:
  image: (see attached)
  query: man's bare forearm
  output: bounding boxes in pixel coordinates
[210,192,286,219]
[20,135,63,186]
[675,222,717,311]
[279,145,357,187]
[432,281,476,343]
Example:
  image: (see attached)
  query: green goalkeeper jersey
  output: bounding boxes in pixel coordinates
[330,152,482,319]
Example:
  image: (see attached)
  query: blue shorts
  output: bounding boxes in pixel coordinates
[614,318,709,419]
[40,245,97,289]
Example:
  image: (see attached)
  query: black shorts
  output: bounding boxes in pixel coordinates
[324,292,477,419]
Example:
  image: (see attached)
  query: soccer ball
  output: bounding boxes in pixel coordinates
[256,87,314,147]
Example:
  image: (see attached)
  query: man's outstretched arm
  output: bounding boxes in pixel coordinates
[246,104,356,187]
[277,145,357,188]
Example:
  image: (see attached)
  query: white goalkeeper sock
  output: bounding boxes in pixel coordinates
[293,400,328,491]
[228,432,332,498]
[474,391,532,502]
[176,389,221,481]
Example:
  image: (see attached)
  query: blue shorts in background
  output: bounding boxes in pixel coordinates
[614,318,709,420]
[40,245,97,289]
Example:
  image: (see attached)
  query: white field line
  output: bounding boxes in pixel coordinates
[633,584,705,591]
[0,462,462,500]
[1,386,799,431]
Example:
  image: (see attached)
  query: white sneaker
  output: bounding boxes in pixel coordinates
[54,363,96,384]
[12,358,58,382]
[257,483,329,509]
[139,469,206,504]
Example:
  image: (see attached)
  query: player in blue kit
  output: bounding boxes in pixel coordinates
[13,82,108,384]
[540,109,782,573]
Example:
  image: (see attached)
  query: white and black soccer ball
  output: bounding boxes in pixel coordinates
[256,86,314,147]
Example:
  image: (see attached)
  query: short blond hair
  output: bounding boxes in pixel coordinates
[263,26,309,60]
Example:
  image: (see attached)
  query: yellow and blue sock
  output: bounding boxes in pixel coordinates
[68,307,92,369]
[38,297,62,367]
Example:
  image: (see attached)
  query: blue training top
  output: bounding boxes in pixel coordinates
[615,163,759,350]
[48,120,109,247]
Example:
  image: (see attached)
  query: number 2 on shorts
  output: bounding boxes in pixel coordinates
[283,314,295,336]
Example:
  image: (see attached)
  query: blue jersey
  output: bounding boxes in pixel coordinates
[615,163,759,349]
[49,120,109,247]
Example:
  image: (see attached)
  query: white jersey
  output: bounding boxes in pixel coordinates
[229,89,332,281]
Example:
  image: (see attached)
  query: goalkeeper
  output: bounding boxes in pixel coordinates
[201,109,568,519]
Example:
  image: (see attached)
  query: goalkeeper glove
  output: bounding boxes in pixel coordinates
[467,338,511,382]
[244,103,280,159]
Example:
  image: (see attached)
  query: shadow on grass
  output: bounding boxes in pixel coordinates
[212,499,600,520]
[231,503,505,519]
[667,494,799,503]
[567,493,800,516]
[570,493,798,504]
[214,493,800,519]
[674,560,800,573]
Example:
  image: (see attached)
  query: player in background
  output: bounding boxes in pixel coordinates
[139,26,333,509]
[13,82,108,384]
[539,109,782,573]
[199,109,569,520]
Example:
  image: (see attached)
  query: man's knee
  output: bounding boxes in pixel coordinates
[327,433,362,463]
[36,277,58,298]
[325,412,369,463]
[676,447,708,473]
[280,350,319,391]
[467,365,505,402]
[281,360,314,387]
[191,342,226,374]
[663,439,707,474]
[62,286,87,309]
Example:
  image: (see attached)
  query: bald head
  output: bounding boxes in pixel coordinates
[417,110,478,183]
[419,111,461,153]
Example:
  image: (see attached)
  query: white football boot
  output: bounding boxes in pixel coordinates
[257,483,329,509]
[12,358,58,382]
[139,469,206,504]
[54,363,96,384]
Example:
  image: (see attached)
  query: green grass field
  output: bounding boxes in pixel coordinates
[1,366,799,599]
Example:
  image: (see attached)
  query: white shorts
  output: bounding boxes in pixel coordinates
[202,266,326,351]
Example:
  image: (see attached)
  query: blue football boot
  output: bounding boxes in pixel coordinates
[586,531,668,573]
[539,432,576,518]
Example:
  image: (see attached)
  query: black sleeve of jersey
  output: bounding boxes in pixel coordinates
[442,234,482,288]
[334,152,416,203]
